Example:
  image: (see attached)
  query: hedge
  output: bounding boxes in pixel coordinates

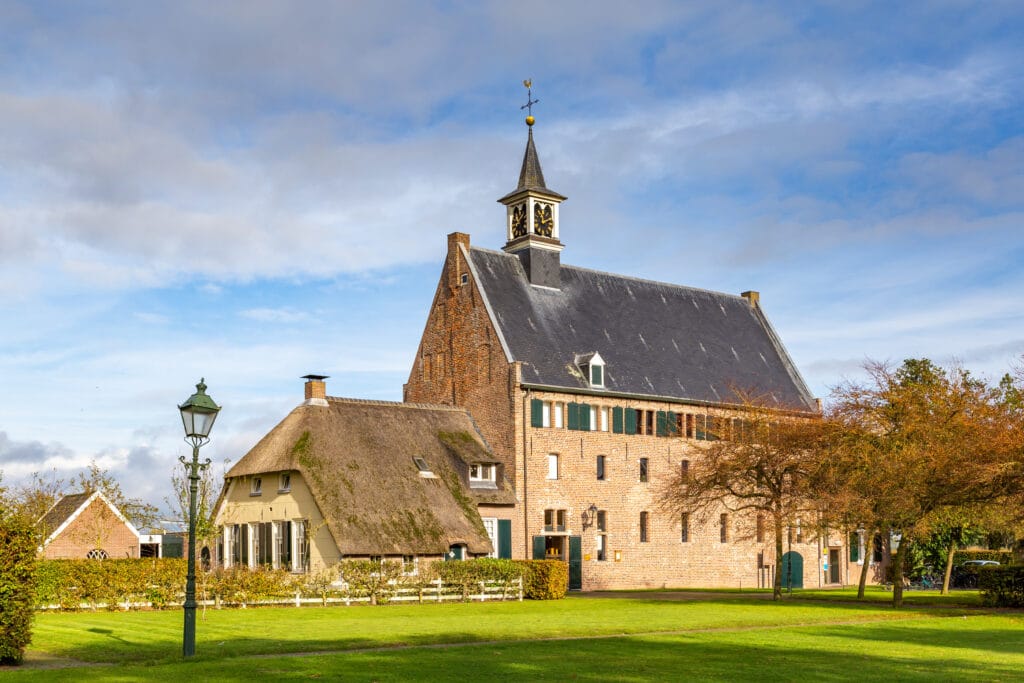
[978,566,1024,607]
[1,512,38,665]
[952,549,1014,565]
[513,560,568,600]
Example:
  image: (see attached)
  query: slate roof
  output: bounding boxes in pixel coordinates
[467,247,816,412]
[38,492,93,535]
[222,397,512,556]
[498,127,567,203]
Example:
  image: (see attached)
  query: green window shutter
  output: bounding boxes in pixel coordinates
[591,365,602,386]
[625,408,637,435]
[532,535,546,560]
[667,411,678,436]
[612,407,624,433]
[530,399,544,427]
[579,403,591,430]
[567,402,580,430]
[849,532,860,562]
[498,520,512,559]
[695,415,707,440]
[656,411,668,437]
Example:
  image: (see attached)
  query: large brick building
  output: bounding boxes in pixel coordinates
[404,116,851,590]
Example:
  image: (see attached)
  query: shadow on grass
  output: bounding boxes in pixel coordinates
[16,623,1024,682]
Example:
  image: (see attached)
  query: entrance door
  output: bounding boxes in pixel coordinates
[829,549,841,584]
[781,551,803,589]
[568,536,582,590]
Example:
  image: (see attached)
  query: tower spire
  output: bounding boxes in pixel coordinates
[498,80,567,288]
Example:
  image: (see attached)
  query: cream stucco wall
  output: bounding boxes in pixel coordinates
[215,471,341,572]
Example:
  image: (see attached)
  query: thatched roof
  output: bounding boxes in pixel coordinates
[225,397,509,555]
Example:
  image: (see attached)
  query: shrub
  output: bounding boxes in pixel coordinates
[34,559,187,610]
[432,558,523,601]
[953,549,1014,565]
[979,566,1024,607]
[208,566,296,606]
[513,560,568,600]
[0,512,38,665]
[339,559,404,605]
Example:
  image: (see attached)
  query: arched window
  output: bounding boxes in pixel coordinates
[86,548,108,560]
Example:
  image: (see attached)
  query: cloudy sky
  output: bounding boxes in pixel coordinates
[1,1,1022,511]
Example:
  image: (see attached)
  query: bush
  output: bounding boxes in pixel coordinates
[953,549,1014,565]
[34,559,186,610]
[0,512,38,665]
[513,560,568,600]
[979,566,1024,607]
[339,559,404,605]
[208,566,296,606]
[432,558,524,601]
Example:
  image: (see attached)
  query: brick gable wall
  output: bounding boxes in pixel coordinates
[43,498,138,559]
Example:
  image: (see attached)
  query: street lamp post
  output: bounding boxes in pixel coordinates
[178,378,220,658]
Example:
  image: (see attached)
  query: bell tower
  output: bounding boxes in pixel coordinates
[498,80,566,289]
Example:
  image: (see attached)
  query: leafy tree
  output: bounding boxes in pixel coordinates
[165,459,226,568]
[658,393,825,600]
[0,507,38,664]
[826,359,1018,607]
[74,461,160,530]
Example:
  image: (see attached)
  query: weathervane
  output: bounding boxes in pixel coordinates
[521,79,539,126]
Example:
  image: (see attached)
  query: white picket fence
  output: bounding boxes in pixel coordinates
[38,578,522,611]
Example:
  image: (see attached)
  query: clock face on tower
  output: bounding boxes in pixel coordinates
[534,202,553,237]
[511,204,527,238]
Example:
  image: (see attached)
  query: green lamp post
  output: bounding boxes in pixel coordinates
[178,378,220,658]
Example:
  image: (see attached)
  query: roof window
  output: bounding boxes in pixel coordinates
[413,456,436,478]
[576,352,606,389]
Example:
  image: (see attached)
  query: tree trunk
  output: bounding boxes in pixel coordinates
[891,535,906,608]
[941,541,956,595]
[773,513,784,601]
[857,546,870,599]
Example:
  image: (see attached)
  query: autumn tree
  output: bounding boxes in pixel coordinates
[826,359,1018,607]
[658,395,825,600]
[165,459,227,569]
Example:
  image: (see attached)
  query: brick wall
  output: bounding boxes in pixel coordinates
[43,498,139,559]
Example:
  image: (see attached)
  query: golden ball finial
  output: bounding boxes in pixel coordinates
[525,115,535,126]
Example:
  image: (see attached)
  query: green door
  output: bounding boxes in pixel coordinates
[532,535,546,560]
[781,551,803,589]
[568,536,582,590]
[498,520,512,559]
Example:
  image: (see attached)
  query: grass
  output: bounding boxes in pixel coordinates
[6,593,1023,681]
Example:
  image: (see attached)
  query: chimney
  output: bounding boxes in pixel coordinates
[302,374,329,407]
[741,290,760,307]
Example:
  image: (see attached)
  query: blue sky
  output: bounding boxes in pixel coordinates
[1,1,1022,509]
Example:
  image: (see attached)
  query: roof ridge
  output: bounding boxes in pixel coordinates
[324,395,467,412]
[469,246,745,300]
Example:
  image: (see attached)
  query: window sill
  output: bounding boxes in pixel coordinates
[249,492,262,497]
[277,488,290,494]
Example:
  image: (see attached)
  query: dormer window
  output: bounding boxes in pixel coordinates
[413,456,436,479]
[576,352,606,389]
[469,463,497,488]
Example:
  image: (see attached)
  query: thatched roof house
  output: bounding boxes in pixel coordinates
[214,377,514,570]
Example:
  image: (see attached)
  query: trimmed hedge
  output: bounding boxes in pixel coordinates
[953,549,1014,565]
[979,566,1024,607]
[1,512,38,665]
[513,560,568,600]
[36,559,186,610]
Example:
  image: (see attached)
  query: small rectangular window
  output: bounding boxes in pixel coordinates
[546,454,559,480]
[600,407,609,431]
[680,459,689,478]
[681,512,689,543]
[596,533,607,561]
[470,463,496,484]
[250,477,262,496]
[544,508,567,532]
[554,403,564,428]
[278,472,291,492]
[542,402,551,427]
[639,457,649,483]
[590,364,603,386]
[403,555,418,575]
[640,511,649,542]
[720,513,729,543]
[645,411,654,436]
[597,510,607,532]
[589,406,598,431]
[596,455,606,480]
[413,456,435,478]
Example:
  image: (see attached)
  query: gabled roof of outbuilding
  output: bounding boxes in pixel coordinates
[37,491,140,547]
[223,397,509,556]
[467,246,816,412]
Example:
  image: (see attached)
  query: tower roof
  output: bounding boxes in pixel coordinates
[499,125,566,203]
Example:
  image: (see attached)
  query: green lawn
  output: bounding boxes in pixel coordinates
[6,594,1023,681]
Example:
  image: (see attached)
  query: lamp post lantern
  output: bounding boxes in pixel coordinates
[178,378,220,658]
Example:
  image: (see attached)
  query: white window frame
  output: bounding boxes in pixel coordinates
[250,477,262,496]
[546,453,559,480]
[481,517,498,558]
[469,463,496,483]
[278,472,291,492]
[589,406,598,431]
[542,402,551,427]
[600,407,609,431]
[553,403,564,428]
[402,555,418,575]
